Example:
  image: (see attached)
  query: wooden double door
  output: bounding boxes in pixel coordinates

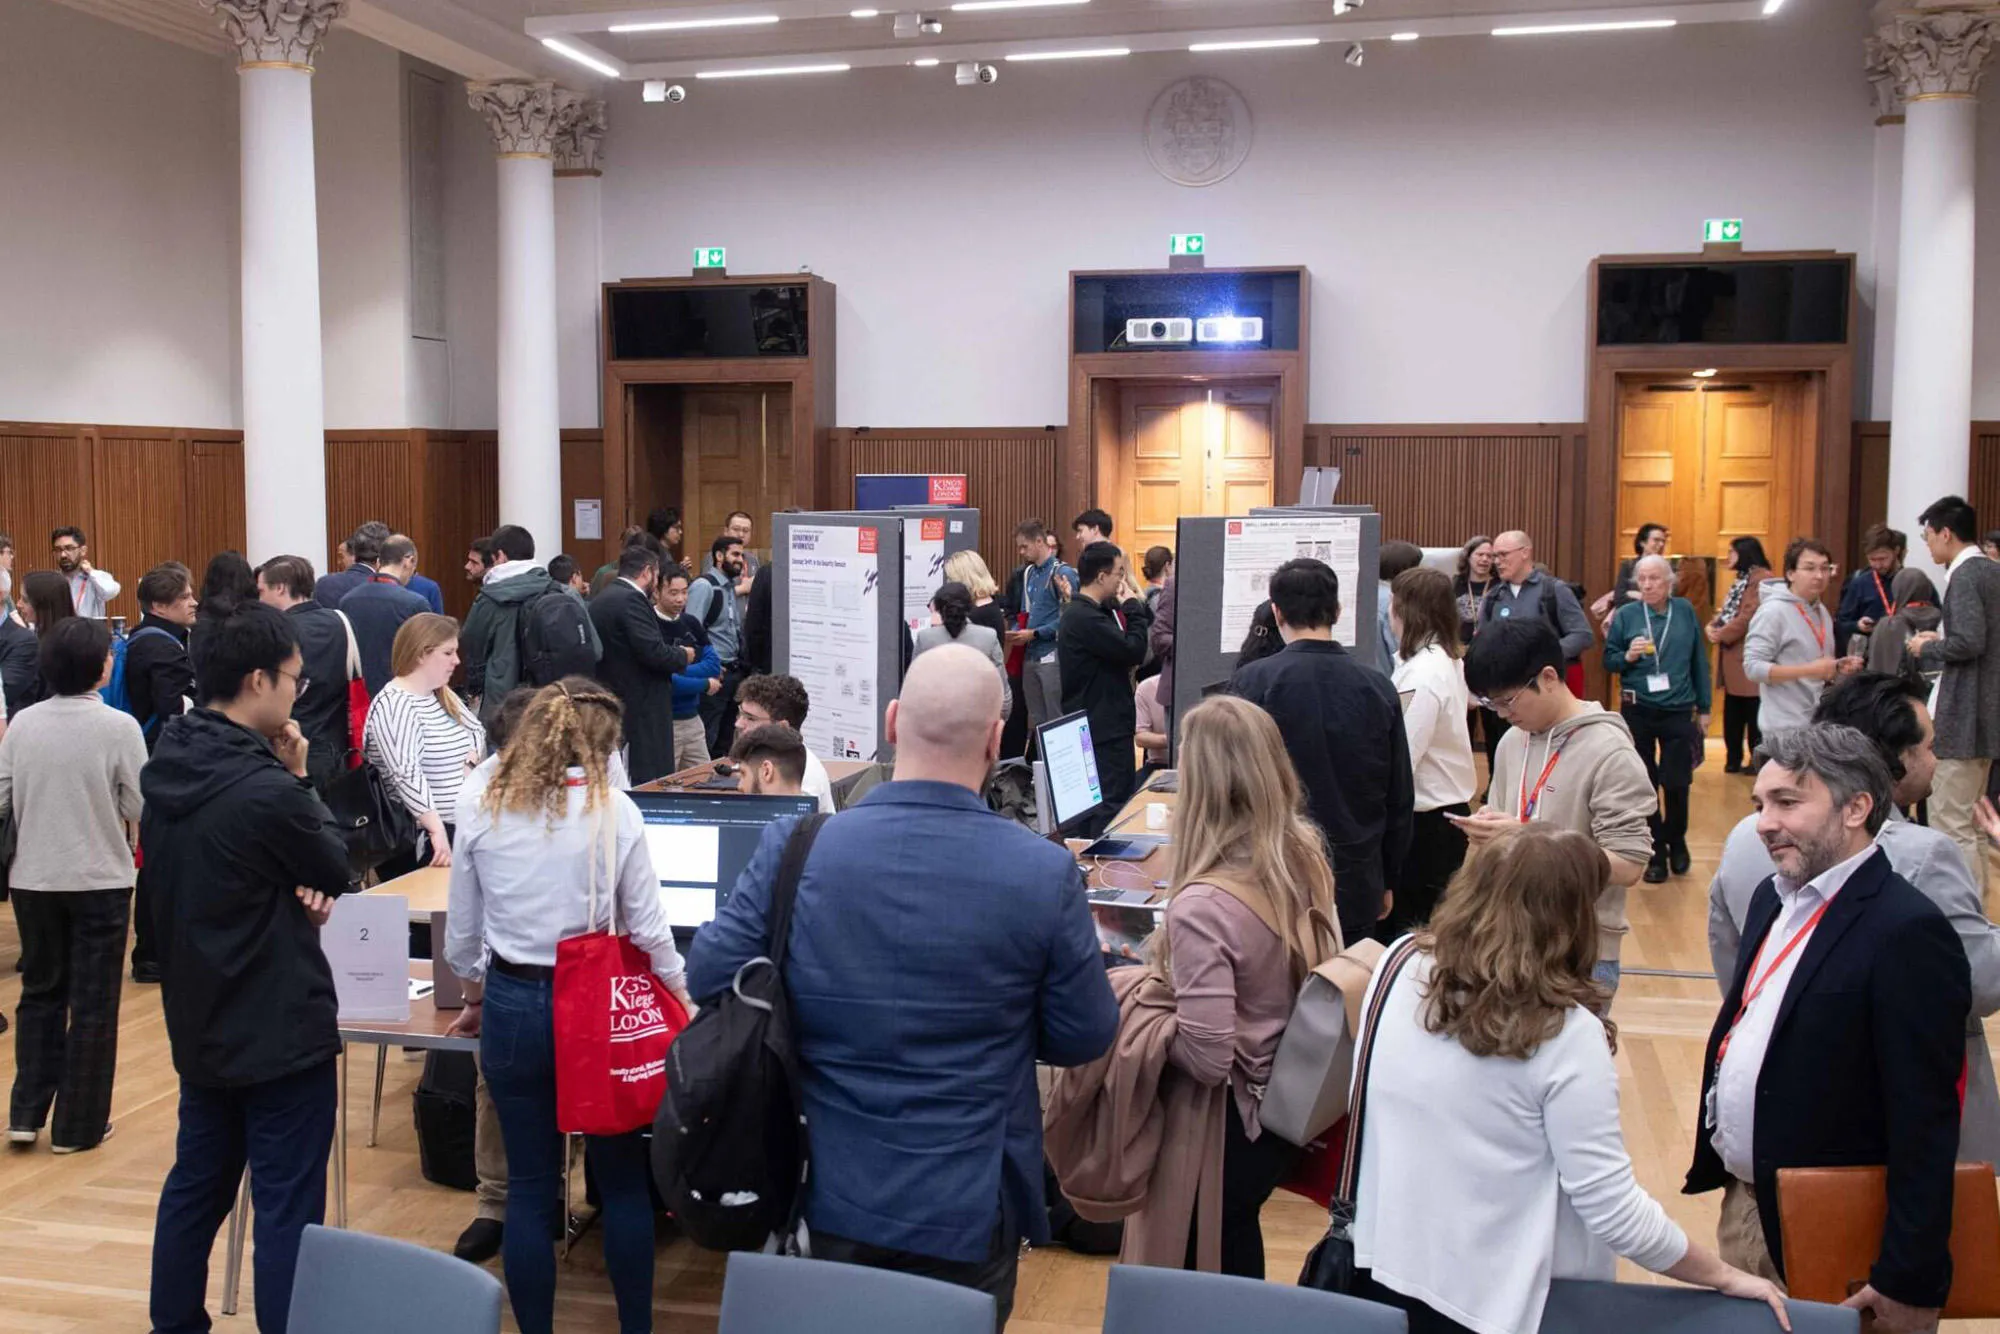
[1117,381,1277,556]
[679,387,793,555]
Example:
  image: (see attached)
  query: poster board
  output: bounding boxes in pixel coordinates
[816,507,981,641]
[774,513,904,762]
[854,474,969,509]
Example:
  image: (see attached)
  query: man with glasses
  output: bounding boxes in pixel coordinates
[50,527,119,619]
[1474,531,1594,762]
[1743,537,1862,735]
[1460,617,1654,1001]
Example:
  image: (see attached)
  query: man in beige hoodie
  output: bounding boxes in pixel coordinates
[1458,617,1656,1000]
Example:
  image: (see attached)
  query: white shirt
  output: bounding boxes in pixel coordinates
[1392,643,1477,812]
[1355,948,1688,1334]
[1712,839,1878,1182]
[803,748,836,814]
[66,567,120,618]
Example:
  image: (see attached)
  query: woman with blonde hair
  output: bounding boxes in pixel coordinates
[1350,823,1787,1334]
[1134,692,1337,1278]
[443,678,689,1334]
[365,612,485,871]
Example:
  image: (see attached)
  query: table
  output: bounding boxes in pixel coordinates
[367,865,449,919]
[1067,781,1179,962]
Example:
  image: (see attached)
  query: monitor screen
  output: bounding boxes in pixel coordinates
[629,791,819,929]
[1037,711,1105,831]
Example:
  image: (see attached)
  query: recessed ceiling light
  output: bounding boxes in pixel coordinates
[540,37,619,77]
[953,0,1090,10]
[694,62,852,78]
[1390,31,1419,41]
[1761,0,1784,12]
[1188,37,1320,51]
[1692,368,1718,378]
[851,7,881,15]
[912,57,940,65]
[1492,18,1676,35]
[1005,45,1128,60]
[608,14,781,32]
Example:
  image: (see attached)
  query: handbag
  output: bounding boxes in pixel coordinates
[554,805,690,1136]
[321,751,417,877]
[1297,936,1421,1295]
[1777,1162,2000,1318]
[335,610,368,769]
[1262,933,1384,1147]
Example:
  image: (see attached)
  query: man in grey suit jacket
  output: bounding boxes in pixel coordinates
[1909,495,2000,893]
[1709,672,2000,1169]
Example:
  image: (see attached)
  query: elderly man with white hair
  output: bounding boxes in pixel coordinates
[1603,552,1713,882]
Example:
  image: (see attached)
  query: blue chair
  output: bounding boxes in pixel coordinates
[719,1251,997,1334]
[1540,1278,1858,1333]
[286,1224,503,1334]
[1101,1264,1408,1333]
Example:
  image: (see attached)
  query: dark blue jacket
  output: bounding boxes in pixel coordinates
[408,572,445,615]
[314,563,372,610]
[341,577,430,694]
[662,611,720,720]
[686,781,1118,1263]
[1834,567,1896,650]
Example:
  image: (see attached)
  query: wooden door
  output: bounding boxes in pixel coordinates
[1615,379,1794,562]
[681,387,793,557]
[1121,384,1206,557]
[1210,385,1275,515]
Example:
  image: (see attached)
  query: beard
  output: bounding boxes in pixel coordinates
[1767,820,1854,883]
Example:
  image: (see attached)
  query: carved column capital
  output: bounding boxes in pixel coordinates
[555,100,607,175]
[467,79,581,158]
[1864,34,1907,120]
[203,0,346,69]
[1873,8,2000,101]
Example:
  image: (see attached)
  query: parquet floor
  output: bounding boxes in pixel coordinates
[3,747,1997,1333]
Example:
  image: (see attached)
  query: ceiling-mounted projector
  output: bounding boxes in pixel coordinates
[1127,318,1193,344]
[1196,315,1264,343]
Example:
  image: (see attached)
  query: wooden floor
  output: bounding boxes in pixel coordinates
[3,748,1997,1333]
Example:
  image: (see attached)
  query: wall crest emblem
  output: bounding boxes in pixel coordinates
[1143,76,1252,187]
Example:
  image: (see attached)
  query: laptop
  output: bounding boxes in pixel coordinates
[628,791,820,930]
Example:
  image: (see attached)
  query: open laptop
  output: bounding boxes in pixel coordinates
[628,791,819,930]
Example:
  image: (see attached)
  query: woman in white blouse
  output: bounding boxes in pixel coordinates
[364,613,485,869]
[1384,565,1477,933]
[443,678,691,1334]
[1352,824,1787,1334]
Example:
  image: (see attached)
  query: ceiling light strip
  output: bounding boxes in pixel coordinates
[608,14,780,32]
[1188,36,1319,51]
[1491,18,1676,34]
[1004,45,1128,61]
[952,0,1090,11]
[541,37,620,76]
[694,61,852,78]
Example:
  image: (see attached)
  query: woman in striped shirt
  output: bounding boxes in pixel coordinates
[365,613,485,868]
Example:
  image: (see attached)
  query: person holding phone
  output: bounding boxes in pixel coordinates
[1742,537,1862,735]
[1603,555,1712,883]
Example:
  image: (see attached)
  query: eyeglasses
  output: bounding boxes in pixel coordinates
[275,667,310,699]
[1490,547,1525,559]
[1478,685,1527,714]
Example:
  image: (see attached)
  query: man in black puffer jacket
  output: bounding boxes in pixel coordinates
[142,604,355,1334]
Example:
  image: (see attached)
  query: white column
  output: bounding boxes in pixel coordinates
[1879,7,1998,584]
[1864,40,1904,419]
[554,102,607,436]
[469,80,577,559]
[207,0,344,564]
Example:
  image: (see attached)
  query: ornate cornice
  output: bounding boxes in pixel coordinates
[554,100,607,174]
[1864,33,1906,119]
[203,0,346,69]
[466,80,580,158]
[1873,8,2000,101]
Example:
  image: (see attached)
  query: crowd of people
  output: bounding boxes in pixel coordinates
[0,493,1996,1334]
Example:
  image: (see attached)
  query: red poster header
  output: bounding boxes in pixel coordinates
[858,526,878,554]
[927,475,968,505]
[920,518,946,541]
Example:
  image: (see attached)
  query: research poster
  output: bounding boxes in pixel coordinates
[787,522,882,760]
[1219,515,1364,650]
[902,516,947,636]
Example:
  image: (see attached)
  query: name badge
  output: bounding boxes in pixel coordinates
[1498,606,1512,618]
[1646,673,1671,693]
[1703,1080,1718,1131]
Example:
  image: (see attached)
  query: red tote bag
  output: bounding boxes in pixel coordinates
[334,610,369,769]
[553,808,690,1136]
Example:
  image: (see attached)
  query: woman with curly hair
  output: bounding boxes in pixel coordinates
[442,677,690,1334]
[1349,824,1787,1334]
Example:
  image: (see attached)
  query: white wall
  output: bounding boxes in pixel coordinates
[597,8,1883,428]
[1973,91,2000,422]
[0,0,238,427]
[445,84,500,430]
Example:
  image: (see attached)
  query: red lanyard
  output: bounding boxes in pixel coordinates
[1794,603,1827,655]
[1871,570,1896,618]
[1517,741,1564,821]
[1716,896,1833,1067]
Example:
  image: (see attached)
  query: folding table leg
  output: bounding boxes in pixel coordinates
[220,1171,251,1316]
[367,1045,388,1148]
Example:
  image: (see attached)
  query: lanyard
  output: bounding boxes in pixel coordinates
[1517,735,1565,822]
[1716,896,1833,1068]
[1639,600,1673,657]
[1794,603,1827,655]
[1871,570,1895,618]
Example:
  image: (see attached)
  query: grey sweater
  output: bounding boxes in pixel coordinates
[0,695,147,892]
[1741,579,1834,732]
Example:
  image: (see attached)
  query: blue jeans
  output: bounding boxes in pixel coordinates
[1592,958,1621,997]
[481,969,656,1334]
[150,1059,337,1334]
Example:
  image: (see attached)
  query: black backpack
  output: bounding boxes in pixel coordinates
[517,584,597,687]
[652,813,828,1253]
[412,1050,478,1192]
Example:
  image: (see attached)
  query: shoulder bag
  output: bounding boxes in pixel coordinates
[1297,935,1422,1296]
[334,610,368,768]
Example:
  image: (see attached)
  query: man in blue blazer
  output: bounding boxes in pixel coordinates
[688,644,1119,1323]
[1685,723,1969,1334]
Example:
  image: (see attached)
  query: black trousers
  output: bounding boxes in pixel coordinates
[9,887,129,1145]
[1477,708,1510,790]
[1001,673,1029,761]
[816,1219,1021,1330]
[131,863,160,973]
[1183,1097,1300,1279]
[1622,702,1699,857]
[1079,735,1137,838]
[1352,1271,1479,1334]
[1724,693,1762,769]
[1378,805,1469,940]
[700,661,747,757]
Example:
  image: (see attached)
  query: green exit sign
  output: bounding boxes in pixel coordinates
[1169,233,1206,256]
[693,246,728,269]
[1703,218,1744,244]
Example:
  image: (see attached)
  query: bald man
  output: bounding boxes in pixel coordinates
[686,645,1117,1324]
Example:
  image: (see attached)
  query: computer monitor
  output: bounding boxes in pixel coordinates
[1035,710,1105,834]
[628,791,819,930]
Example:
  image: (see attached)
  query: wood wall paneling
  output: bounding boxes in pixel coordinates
[324,430,499,625]
[560,429,607,578]
[830,428,1062,585]
[422,431,499,624]
[1975,428,2000,538]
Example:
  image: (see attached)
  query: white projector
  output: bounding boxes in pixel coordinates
[1196,316,1264,343]
[1126,318,1194,344]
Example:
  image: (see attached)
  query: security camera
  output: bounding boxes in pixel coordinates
[665,83,687,103]
[920,17,942,33]
[895,11,941,38]
[956,60,998,85]
[1331,0,1364,12]
[1344,42,1365,65]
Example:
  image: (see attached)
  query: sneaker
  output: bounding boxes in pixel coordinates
[6,1127,36,1146]
[51,1123,113,1156]
[453,1218,504,1264]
